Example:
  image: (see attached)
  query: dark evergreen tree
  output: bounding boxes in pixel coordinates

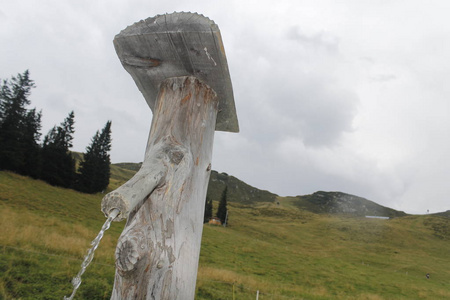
[77,121,112,193]
[0,70,41,176]
[41,111,76,188]
[21,108,42,178]
[204,196,213,223]
[216,186,228,225]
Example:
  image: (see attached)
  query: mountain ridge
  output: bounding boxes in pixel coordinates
[111,162,421,217]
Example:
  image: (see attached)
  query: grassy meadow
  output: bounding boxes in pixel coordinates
[1,169,449,299]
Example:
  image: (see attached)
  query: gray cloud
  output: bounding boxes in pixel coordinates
[287,26,340,53]
[2,0,450,214]
[369,74,397,82]
[223,20,357,149]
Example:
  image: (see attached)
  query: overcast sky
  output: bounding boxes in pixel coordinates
[1,0,449,214]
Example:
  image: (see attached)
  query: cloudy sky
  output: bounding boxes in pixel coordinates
[1,0,449,214]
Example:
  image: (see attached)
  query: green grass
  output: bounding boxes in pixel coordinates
[1,170,450,299]
[198,202,450,299]
[0,171,122,299]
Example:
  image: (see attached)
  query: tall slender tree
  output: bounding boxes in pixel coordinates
[204,196,213,223]
[41,111,76,188]
[216,186,228,225]
[0,70,41,176]
[77,121,112,193]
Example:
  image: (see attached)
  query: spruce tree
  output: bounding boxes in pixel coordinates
[0,70,41,176]
[77,121,112,193]
[216,186,228,225]
[21,108,42,178]
[41,111,76,188]
[204,196,213,223]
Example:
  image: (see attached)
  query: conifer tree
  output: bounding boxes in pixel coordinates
[41,111,76,188]
[0,70,41,176]
[77,121,112,193]
[204,196,213,223]
[216,186,228,225]
[21,108,42,178]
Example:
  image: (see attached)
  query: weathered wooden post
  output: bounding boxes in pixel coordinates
[101,12,238,299]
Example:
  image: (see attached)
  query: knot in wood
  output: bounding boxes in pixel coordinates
[115,232,147,275]
[168,148,185,165]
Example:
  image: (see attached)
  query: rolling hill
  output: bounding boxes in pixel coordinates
[291,191,407,218]
[113,162,405,217]
[207,170,278,204]
[1,164,449,299]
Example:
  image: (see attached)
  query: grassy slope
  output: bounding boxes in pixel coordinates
[1,170,450,299]
[0,171,123,300]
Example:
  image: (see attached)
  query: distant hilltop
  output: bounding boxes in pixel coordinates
[432,210,450,218]
[202,170,407,218]
[111,163,414,217]
[292,191,407,218]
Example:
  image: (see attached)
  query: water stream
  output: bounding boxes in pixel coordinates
[63,209,120,300]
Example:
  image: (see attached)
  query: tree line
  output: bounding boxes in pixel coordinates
[0,70,112,194]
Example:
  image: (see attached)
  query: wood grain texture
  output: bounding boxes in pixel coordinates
[109,76,218,299]
[113,12,238,133]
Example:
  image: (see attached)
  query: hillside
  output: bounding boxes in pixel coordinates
[433,210,450,218]
[207,170,277,204]
[1,166,450,299]
[113,163,405,218]
[291,191,407,218]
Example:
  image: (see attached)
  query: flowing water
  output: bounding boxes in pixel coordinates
[63,209,120,300]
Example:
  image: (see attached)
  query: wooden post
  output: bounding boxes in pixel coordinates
[108,76,217,299]
[101,12,238,300]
